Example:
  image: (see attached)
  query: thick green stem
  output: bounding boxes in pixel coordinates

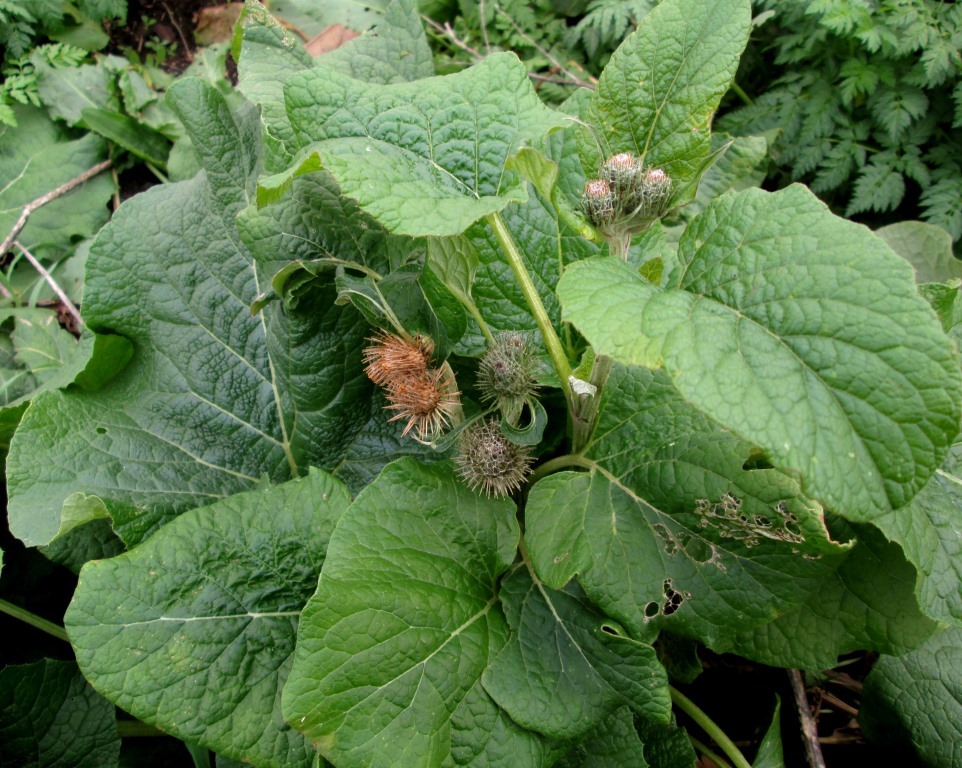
[486,212,572,405]
[529,453,594,483]
[610,232,631,262]
[570,232,629,451]
[464,298,495,345]
[570,353,613,453]
[670,686,753,768]
[730,81,753,107]
[0,598,70,643]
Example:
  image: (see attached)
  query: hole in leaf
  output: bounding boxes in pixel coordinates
[644,601,659,619]
[696,494,807,549]
[742,449,773,470]
[662,580,685,616]
[653,523,679,556]
[95,427,107,435]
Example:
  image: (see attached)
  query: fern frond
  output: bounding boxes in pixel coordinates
[0,21,35,60]
[77,0,126,22]
[953,81,962,128]
[0,0,35,24]
[33,41,89,67]
[805,0,874,37]
[846,154,906,215]
[564,0,656,59]
[11,0,63,31]
[921,176,962,240]
[811,149,856,192]
[899,145,931,187]
[0,43,88,120]
[856,20,898,53]
[838,56,880,105]
[868,85,929,141]
[918,38,961,87]
[0,100,16,127]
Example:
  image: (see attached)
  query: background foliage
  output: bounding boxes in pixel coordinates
[720,0,962,246]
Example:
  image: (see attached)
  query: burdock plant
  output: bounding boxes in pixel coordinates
[455,418,534,497]
[475,331,540,425]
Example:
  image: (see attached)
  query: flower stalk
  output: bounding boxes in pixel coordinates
[485,212,573,407]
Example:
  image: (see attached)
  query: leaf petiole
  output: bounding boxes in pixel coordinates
[670,686,752,768]
[0,598,70,643]
[689,735,735,768]
[528,453,595,483]
[485,211,572,406]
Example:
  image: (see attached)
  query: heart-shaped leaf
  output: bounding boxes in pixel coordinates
[283,459,554,768]
[270,53,568,236]
[558,185,961,518]
[65,470,350,768]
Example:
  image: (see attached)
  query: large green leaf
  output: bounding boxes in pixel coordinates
[9,310,87,386]
[578,0,751,204]
[669,133,769,232]
[272,52,568,236]
[0,309,133,456]
[636,714,698,767]
[236,164,419,301]
[235,0,430,174]
[0,659,120,768]
[267,0,389,38]
[233,0,313,170]
[526,365,848,650]
[875,220,962,284]
[5,79,370,547]
[0,309,94,413]
[80,107,171,168]
[33,55,123,126]
[558,184,962,519]
[283,459,555,768]
[331,393,451,495]
[860,626,962,768]
[555,707,650,768]
[752,698,784,768]
[872,440,962,625]
[0,105,114,256]
[481,567,670,739]
[731,521,937,669]
[317,0,433,85]
[65,470,348,768]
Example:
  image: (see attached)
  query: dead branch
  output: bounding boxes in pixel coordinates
[789,669,828,768]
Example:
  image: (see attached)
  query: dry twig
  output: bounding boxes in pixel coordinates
[0,159,113,263]
[0,158,112,301]
[13,242,84,330]
[421,15,484,62]
[493,3,595,89]
[819,690,859,718]
[161,1,194,63]
[479,0,491,53]
[789,669,828,768]
[421,12,594,90]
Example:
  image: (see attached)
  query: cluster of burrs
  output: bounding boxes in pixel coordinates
[362,329,540,498]
[581,152,674,238]
[363,331,461,440]
[456,331,541,498]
